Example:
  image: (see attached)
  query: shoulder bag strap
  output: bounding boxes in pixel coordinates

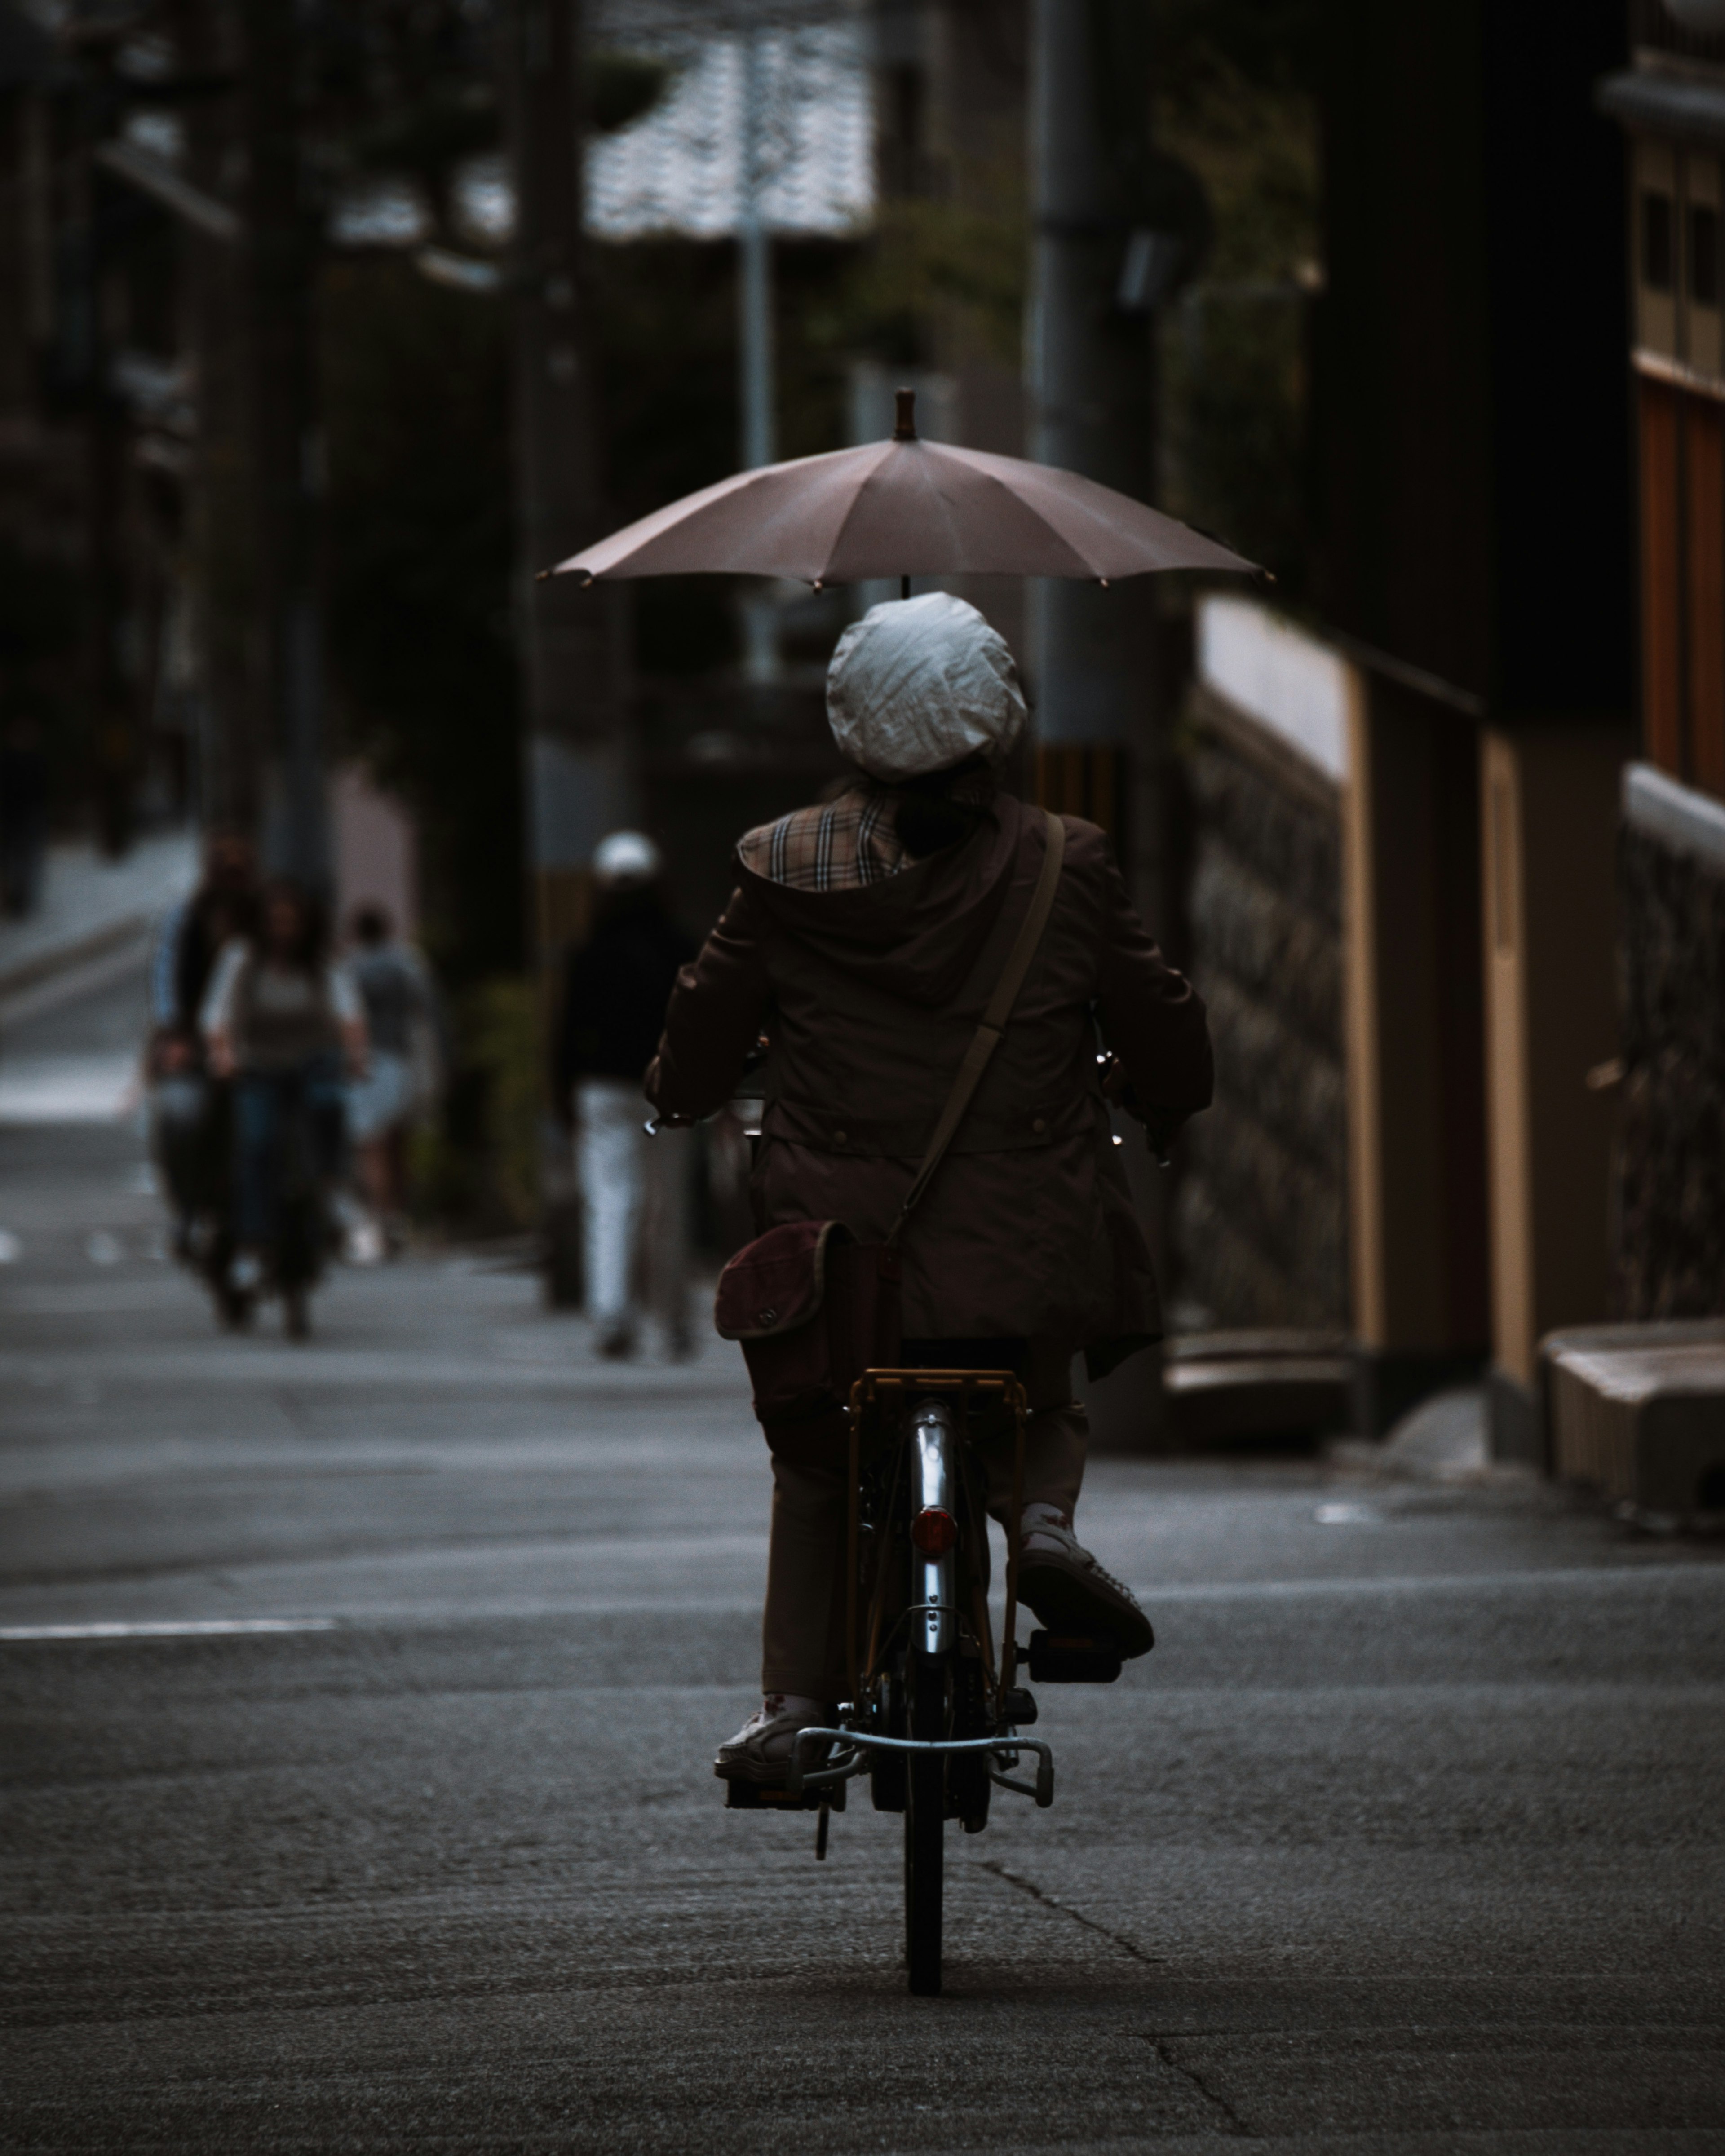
[885,808,1066,1250]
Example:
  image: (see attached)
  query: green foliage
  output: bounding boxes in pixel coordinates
[1164,292,1311,582]
[820,177,1027,369]
[402,972,541,1230]
[321,256,520,985]
[1153,21,1322,591]
[1157,56,1320,285]
[1150,0,1325,102]
[460,972,542,1229]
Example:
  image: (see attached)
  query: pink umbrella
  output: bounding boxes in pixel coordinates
[544,389,1256,591]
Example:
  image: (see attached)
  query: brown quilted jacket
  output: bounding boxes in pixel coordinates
[645,792,1212,1367]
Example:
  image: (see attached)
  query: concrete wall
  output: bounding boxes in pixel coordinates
[331,764,418,943]
[1616,764,1725,1320]
[1175,678,1349,1330]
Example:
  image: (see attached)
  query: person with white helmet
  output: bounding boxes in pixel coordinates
[555,829,696,1358]
[645,592,1215,1782]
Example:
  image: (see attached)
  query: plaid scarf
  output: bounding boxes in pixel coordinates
[739,773,996,893]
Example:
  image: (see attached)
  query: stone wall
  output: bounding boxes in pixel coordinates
[1173,686,1349,1329]
[1616,814,1725,1318]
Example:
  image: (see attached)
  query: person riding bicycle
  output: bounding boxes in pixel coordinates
[642,593,1213,1782]
[200,879,367,1300]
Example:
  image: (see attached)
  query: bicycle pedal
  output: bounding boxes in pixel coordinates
[1026,1629,1123,1683]
[723,1778,844,1812]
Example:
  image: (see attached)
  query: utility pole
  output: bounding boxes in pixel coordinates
[502,0,623,1299]
[241,0,327,885]
[501,0,624,948]
[60,30,138,857]
[1026,0,1163,1445]
[737,21,780,685]
[1026,0,1155,761]
[170,0,254,838]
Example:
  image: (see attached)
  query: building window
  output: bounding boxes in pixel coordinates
[1644,190,1675,289]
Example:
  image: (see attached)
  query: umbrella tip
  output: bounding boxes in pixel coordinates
[893,386,916,442]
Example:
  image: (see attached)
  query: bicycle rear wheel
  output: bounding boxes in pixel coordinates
[903,1649,946,1996]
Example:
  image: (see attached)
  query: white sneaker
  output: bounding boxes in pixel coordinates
[714,1697,831,1784]
[230,1251,265,1295]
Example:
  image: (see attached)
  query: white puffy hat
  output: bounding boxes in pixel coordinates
[592,829,662,886]
[826,592,1028,782]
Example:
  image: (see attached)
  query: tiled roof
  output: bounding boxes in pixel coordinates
[585,19,875,240]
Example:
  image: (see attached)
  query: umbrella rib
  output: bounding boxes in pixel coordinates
[824,443,1096,582]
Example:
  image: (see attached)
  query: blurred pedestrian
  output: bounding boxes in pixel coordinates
[202,879,366,1299]
[147,830,259,1258]
[0,714,48,918]
[555,831,695,1359]
[344,903,447,1255]
[151,831,259,1063]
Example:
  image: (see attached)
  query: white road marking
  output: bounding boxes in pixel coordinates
[0,1054,139,1124]
[0,1618,339,1641]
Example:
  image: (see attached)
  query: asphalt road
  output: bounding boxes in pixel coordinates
[3,961,1724,2154]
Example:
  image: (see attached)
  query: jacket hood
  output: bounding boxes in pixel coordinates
[734,793,1030,1008]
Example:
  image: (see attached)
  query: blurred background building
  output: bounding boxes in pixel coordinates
[0,0,1720,1487]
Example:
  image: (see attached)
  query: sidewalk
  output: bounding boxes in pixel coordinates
[0,831,196,1001]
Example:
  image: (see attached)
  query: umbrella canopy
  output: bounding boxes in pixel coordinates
[548,389,1255,587]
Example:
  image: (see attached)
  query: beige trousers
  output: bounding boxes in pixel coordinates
[760,1396,1088,1702]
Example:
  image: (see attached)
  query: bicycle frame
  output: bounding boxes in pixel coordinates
[805,1366,1053,1804]
[843,1369,1035,1703]
[910,1398,957,1659]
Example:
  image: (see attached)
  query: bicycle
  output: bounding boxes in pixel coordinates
[725,1365,1123,1997]
[224,1060,343,1339]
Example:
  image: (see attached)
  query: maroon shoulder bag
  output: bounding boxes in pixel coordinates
[714,810,1066,1423]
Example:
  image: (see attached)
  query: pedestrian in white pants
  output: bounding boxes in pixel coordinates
[575,1078,692,1355]
[555,831,697,1360]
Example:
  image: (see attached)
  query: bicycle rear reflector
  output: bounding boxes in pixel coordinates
[911,1507,958,1556]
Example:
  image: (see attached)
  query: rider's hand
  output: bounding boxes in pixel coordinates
[207,1034,235,1080]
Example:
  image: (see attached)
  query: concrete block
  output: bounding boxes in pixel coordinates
[1164,1330,1351,1444]
[1543,1321,1725,1520]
